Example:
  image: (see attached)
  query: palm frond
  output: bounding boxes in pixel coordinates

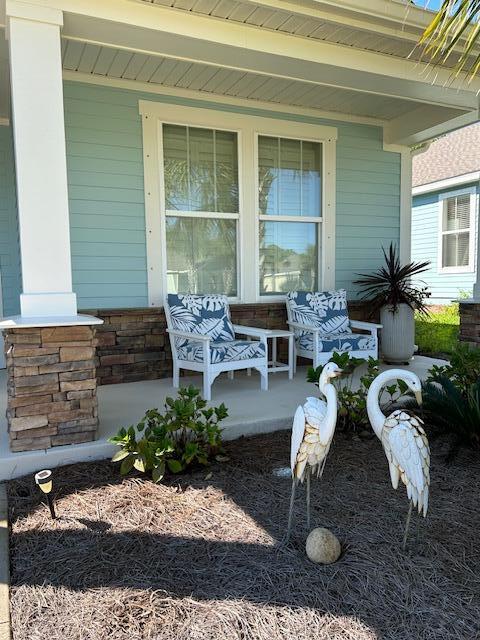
[418,1,480,79]
[353,243,431,315]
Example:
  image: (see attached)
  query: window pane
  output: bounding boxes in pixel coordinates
[163,124,238,213]
[444,195,470,231]
[442,231,469,268]
[166,217,237,295]
[259,221,318,295]
[258,136,321,217]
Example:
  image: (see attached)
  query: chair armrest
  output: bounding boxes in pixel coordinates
[166,329,211,343]
[287,321,321,333]
[232,324,270,339]
[350,320,382,331]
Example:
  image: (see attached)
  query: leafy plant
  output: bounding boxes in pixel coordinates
[427,342,480,394]
[307,352,408,432]
[109,386,228,483]
[406,343,480,455]
[353,243,431,315]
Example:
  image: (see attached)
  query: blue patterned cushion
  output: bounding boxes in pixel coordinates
[286,290,350,335]
[167,294,235,348]
[177,339,266,364]
[298,332,376,353]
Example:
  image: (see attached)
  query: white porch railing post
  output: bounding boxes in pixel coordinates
[473,193,480,300]
[6,0,77,318]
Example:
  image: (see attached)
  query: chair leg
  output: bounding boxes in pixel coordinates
[203,372,212,401]
[258,366,268,391]
[173,361,180,388]
[227,370,234,380]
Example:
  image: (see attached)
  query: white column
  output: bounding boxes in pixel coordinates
[473,191,480,299]
[7,0,77,317]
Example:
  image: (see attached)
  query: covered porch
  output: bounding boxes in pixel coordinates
[0,0,478,468]
[0,355,444,480]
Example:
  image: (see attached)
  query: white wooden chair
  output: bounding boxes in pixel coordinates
[286,289,381,369]
[165,294,269,401]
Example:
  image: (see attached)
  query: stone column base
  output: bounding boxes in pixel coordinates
[5,325,99,452]
[459,302,480,347]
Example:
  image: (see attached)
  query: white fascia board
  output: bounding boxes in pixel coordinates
[36,0,480,106]
[413,172,480,196]
[389,109,480,147]
[384,104,478,146]
[5,0,63,27]
[63,70,386,129]
[238,0,433,41]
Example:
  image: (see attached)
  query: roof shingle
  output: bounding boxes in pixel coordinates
[412,122,480,188]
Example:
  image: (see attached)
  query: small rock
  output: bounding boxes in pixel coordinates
[305,527,341,564]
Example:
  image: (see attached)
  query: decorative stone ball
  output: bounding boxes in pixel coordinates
[305,527,341,564]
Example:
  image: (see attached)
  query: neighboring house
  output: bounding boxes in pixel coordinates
[412,124,480,304]
[0,0,479,463]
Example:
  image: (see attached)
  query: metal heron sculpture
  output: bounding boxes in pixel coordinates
[286,362,342,542]
[367,369,430,549]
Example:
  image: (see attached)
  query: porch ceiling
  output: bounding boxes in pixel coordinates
[60,40,418,122]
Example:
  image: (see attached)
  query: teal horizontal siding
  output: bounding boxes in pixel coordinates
[411,184,478,303]
[0,126,21,316]
[64,80,400,308]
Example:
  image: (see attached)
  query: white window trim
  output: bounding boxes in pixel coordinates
[139,100,337,306]
[437,193,477,274]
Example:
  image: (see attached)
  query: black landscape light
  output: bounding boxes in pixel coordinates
[34,469,56,519]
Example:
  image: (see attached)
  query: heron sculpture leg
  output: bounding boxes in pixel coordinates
[306,467,311,531]
[402,501,413,550]
[285,479,296,543]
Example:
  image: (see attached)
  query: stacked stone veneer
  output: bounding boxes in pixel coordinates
[5,325,98,452]
[459,302,480,347]
[88,301,374,386]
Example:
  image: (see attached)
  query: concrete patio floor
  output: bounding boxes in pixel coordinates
[0,355,445,480]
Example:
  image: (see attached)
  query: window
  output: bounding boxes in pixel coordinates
[162,124,239,296]
[140,101,337,306]
[258,136,322,296]
[440,194,474,271]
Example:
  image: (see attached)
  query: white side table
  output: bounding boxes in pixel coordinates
[264,329,294,379]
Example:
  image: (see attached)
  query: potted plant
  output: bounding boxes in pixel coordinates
[354,243,430,364]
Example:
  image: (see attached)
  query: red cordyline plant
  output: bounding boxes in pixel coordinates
[353,243,431,316]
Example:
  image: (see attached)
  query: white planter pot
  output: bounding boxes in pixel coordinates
[380,304,415,364]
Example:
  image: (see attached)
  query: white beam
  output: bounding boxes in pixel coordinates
[23,0,480,106]
[383,104,476,146]
[386,107,480,146]
[7,0,77,317]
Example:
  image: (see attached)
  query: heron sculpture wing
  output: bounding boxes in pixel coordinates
[303,396,327,430]
[290,405,306,473]
[388,421,429,516]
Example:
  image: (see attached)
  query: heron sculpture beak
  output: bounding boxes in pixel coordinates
[414,390,423,406]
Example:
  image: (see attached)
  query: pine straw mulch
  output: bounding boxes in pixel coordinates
[7,430,480,640]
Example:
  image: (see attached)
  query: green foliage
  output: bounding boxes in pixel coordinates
[307,352,408,432]
[109,386,228,482]
[419,1,480,80]
[427,342,480,393]
[353,243,431,316]
[414,343,480,453]
[415,303,459,356]
[420,376,480,452]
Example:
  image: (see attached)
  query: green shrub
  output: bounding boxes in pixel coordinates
[109,386,228,482]
[307,352,408,432]
[419,343,480,452]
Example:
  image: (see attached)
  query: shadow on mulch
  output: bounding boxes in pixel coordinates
[7,430,480,640]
